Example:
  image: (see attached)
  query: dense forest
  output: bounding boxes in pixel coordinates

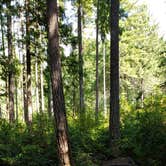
[0,0,165,165]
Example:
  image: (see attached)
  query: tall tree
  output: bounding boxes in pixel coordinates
[110,0,120,140]
[47,0,74,165]
[7,0,15,122]
[95,0,99,119]
[39,62,44,112]
[78,0,84,113]
[21,19,28,123]
[25,0,32,123]
[102,36,107,116]
[0,6,8,116]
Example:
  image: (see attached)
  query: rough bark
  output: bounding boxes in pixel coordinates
[47,0,74,165]
[7,0,15,123]
[95,0,99,120]
[78,0,84,113]
[110,0,120,140]
[25,0,32,123]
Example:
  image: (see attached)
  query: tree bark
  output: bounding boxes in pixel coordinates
[7,0,15,123]
[110,0,120,140]
[47,0,74,165]
[0,104,1,118]
[39,62,44,113]
[47,79,52,117]
[25,0,32,123]
[22,35,28,123]
[15,79,18,121]
[35,56,39,113]
[0,11,8,117]
[0,12,5,56]
[102,40,107,117]
[78,0,84,113]
[21,13,28,123]
[95,0,99,120]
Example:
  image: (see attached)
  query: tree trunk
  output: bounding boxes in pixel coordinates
[1,11,8,117]
[47,79,52,117]
[47,0,74,165]
[110,0,120,140]
[141,78,144,108]
[78,0,84,113]
[0,12,5,56]
[15,79,18,121]
[95,0,99,120]
[7,0,15,123]
[23,38,28,123]
[102,40,107,117]
[25,0,32,123]
[72,84,76,117]
[0,104,1,118]
[35,55,39,113]
[21,16,28,123]
[6,79,9,119]
[39,62,44,113]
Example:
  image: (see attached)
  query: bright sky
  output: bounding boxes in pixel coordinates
[140,0,166,39]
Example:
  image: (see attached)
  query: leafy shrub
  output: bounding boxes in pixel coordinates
[120,95,166,166]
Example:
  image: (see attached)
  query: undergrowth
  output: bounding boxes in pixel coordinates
[0,95,165,166]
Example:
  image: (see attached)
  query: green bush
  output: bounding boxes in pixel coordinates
[120,95,166,166]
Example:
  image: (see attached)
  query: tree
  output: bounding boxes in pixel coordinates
[110,0,120,141]
[0,3,9,117]
[102,35,107,116]
[7,0,15,122]
[25,0,32,123]
[95,0,99,120]
[47,0,74,165]
[78,0,84,113]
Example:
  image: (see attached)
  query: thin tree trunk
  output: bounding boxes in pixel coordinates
[33,0,39,114]
[7,0,15,123]
[21,17,28,123]
[141,78,144,108]
[39,62,44,113]
[6,79,9,119]
[0,104,1,118]
[72,85,76,117]
[95,0,99,120]
[15,79,18,121]
[35,56,39,113]
[47,79,52,117]
[47,0,74,165]
[41,64,44,112]
[0,12,5,56]
[102,40,107,117]
[78,0,84,113]
[110,0,120,140]
[23,41,28,123]
[25,0,32,123]
[0,12,8,117]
